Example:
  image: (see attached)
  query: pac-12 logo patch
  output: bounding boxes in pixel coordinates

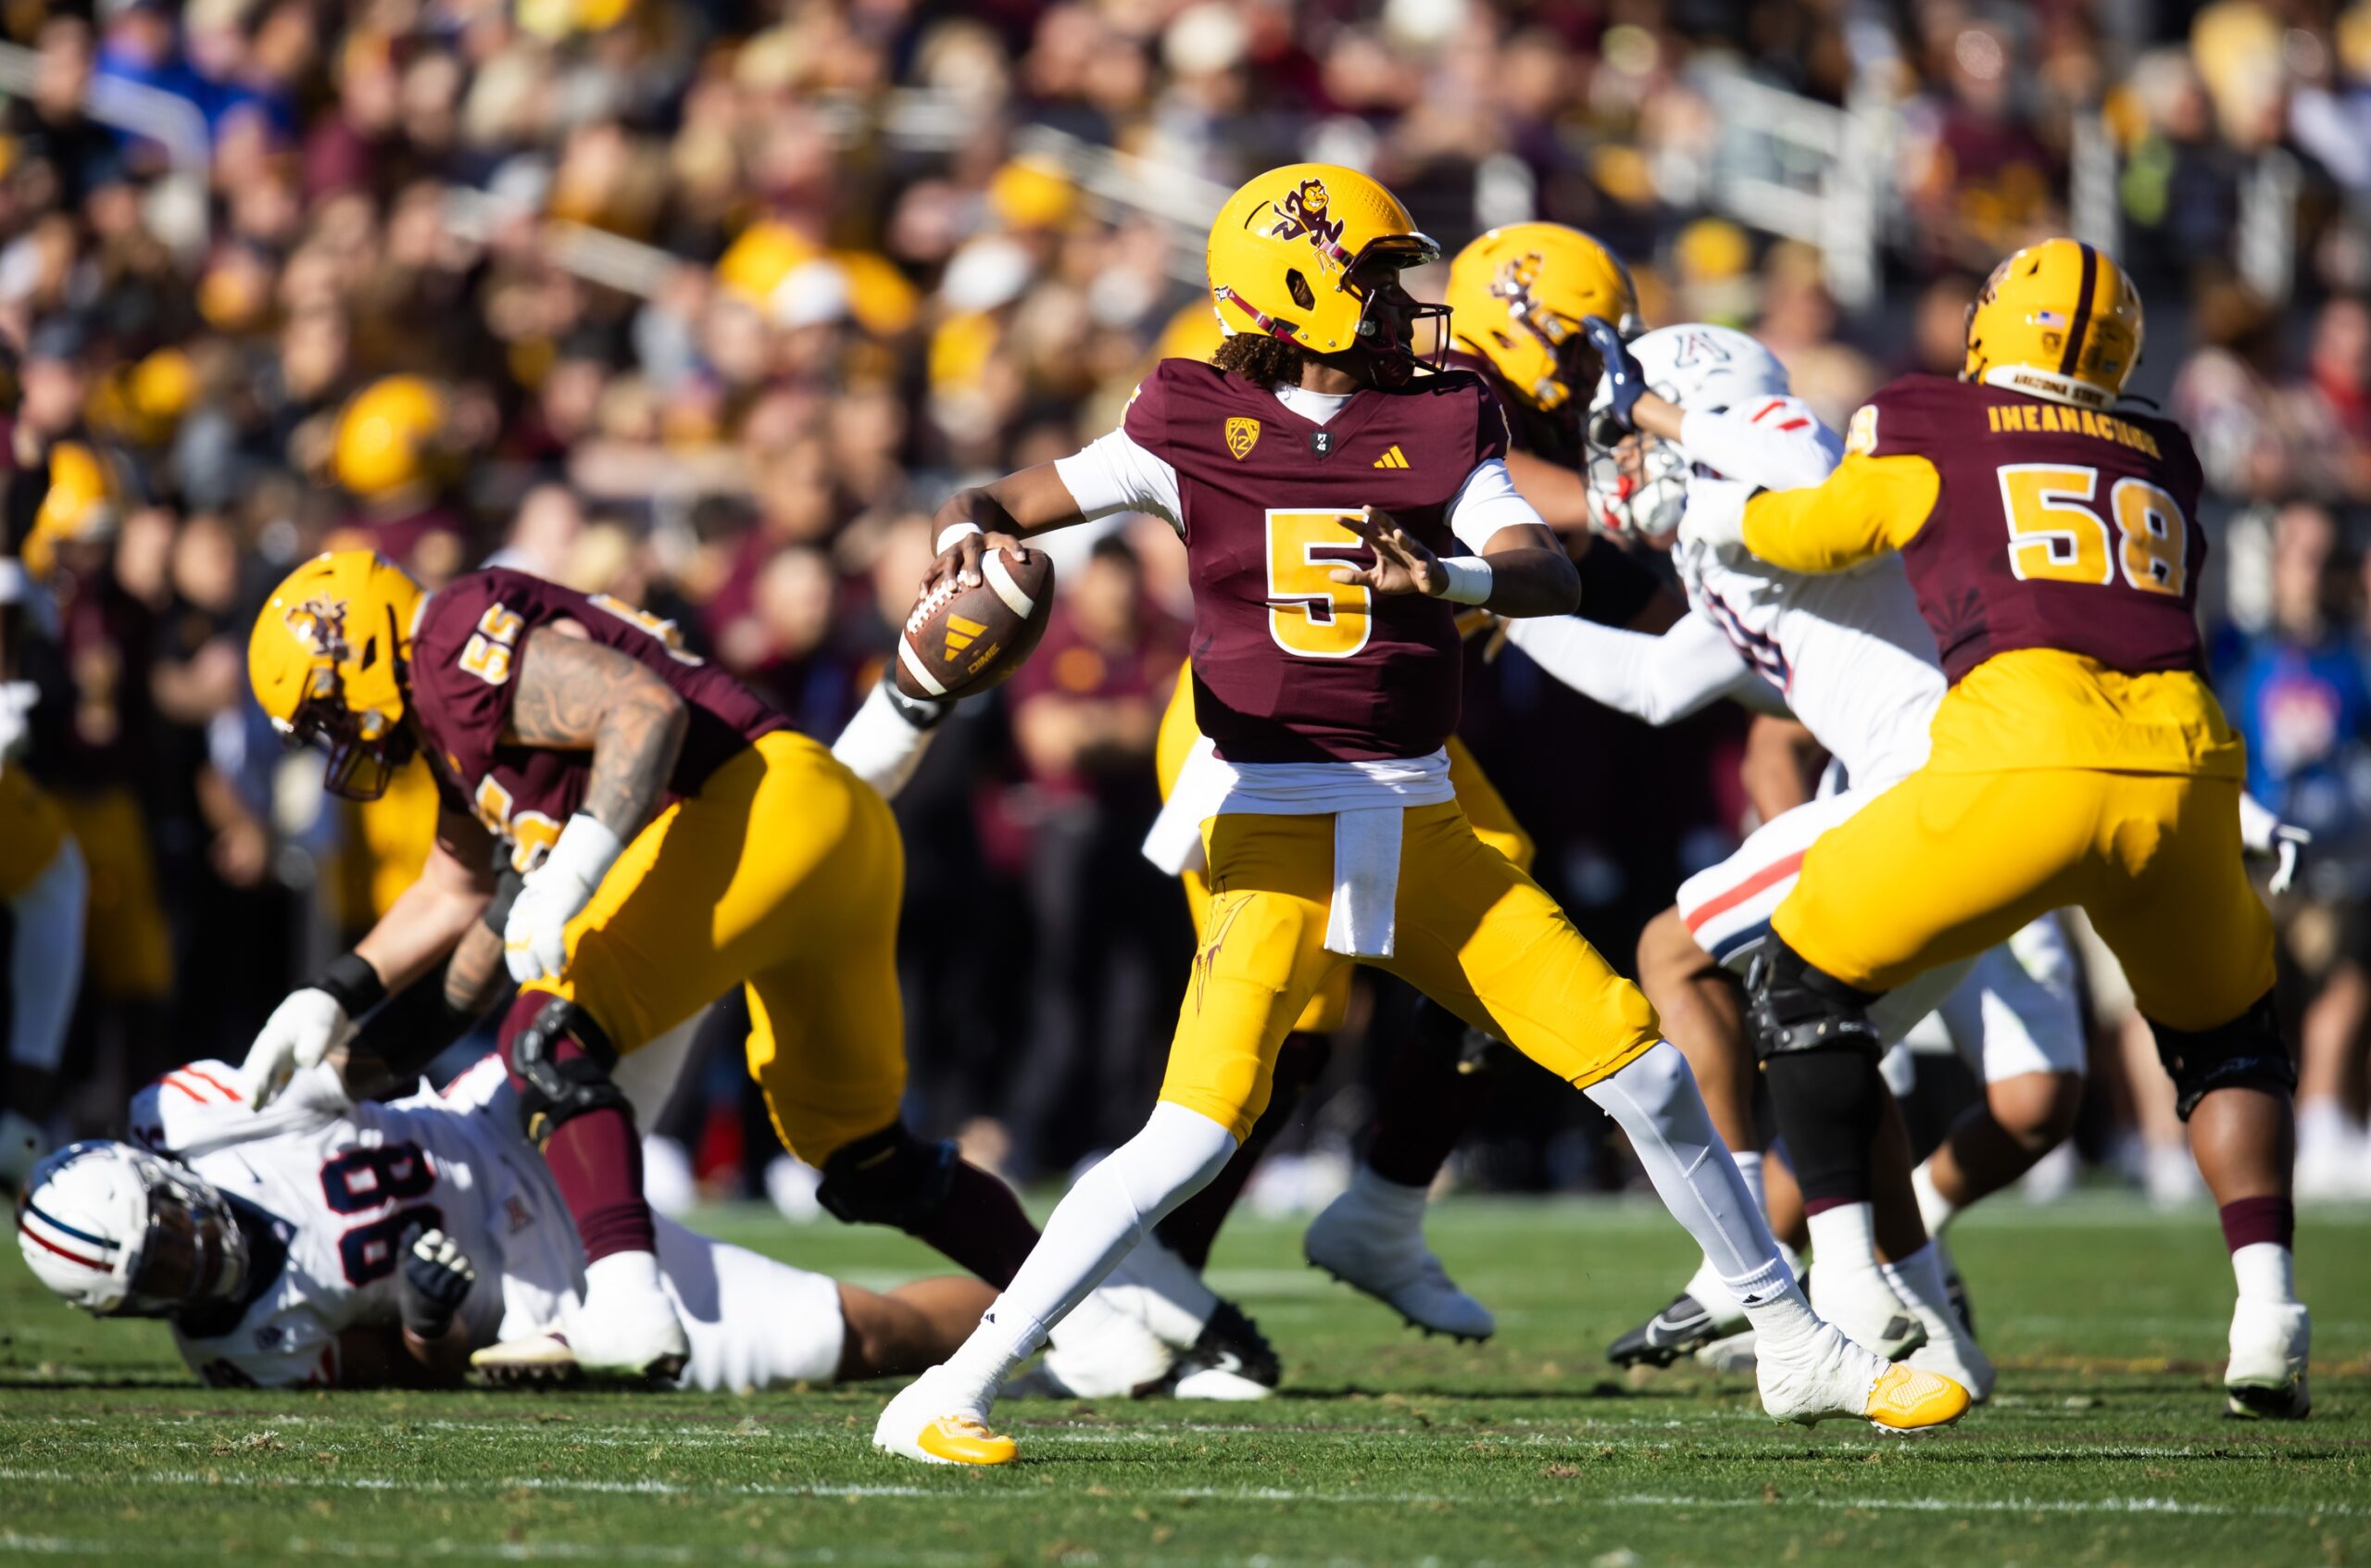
[1226,417,1261,460]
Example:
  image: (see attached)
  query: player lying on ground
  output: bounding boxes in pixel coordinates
[1504,320,2095,1399]
[871,163,1969,1468]
[15,1054,993,1390]
[236,556,1176,1387]
[1112,225,1683,1356]
[1706,238,2313,1420]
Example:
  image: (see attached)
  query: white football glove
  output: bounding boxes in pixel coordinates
[239,987,357,1109]
[2238,791,2312,897]
[0,681,37,763]
[503,813,624,984]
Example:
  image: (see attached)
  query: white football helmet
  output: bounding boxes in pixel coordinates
[1587,323,1792,535]
[15,1140,249,1316]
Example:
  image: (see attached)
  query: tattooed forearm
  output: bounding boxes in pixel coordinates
[443,921,509,1016]
[505,629,689,837]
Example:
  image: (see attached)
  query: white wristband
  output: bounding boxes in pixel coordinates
[1436,556,1494,606]
[935,521,985,556]
[542,812,626,895]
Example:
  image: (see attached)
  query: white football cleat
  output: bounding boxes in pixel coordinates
[1695,1329,1758,1374]
[1023,1291,1175,1399]
[570,1250,689,1380]
[470,1331,583,1386]
[873,1366,1018,1466]
[2225,1298,2311,1420]
[1907,1330,1994,1404]
[1304,1171,1494,1341]
[1808,1262,1925,1361]
[1757,1320,1969,1432]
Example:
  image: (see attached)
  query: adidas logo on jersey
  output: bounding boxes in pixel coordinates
[942,614,988,659]
[1373,445,1410,470]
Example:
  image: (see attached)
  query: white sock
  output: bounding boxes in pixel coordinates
[583,1248,663,1303]
[1583,1042,1817,1346]
[1878,1241,1959,1338]
[1911,1160,1958,1240]
[1805,1201,1878,1277]
[2231,1241,2298,1306]
[941,1102,1236,1400]
[1732,1149,1769,1221]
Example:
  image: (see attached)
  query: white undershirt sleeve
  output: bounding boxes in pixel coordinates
[1051,427,1184,533]
[1444,458,1545,553]
[1680,401,1844,493]
[1505,608,1768,726]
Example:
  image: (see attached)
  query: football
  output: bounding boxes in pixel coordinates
[893,544,1055,702]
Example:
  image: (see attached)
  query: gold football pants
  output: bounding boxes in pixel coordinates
[1159,800,1661,1142]
[1155,664,1535,1035]
[53,784,171,1001]
[1775,766,2276,1032]
[525,730,907,1163]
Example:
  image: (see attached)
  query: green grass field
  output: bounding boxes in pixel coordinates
[4,1193,2366,1568]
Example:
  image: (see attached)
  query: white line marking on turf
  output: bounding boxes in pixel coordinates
[0,1467,2360,1523]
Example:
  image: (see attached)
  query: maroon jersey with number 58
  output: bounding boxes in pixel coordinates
[1123,358,1511,763]
[408,568,784,871]
[1862,374,2209,684]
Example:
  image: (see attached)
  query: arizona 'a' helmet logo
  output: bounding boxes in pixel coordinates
[1266,178,1346,258]
[284,596,350,659]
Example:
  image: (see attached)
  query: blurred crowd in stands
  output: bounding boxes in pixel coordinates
[7,0,2371,1210]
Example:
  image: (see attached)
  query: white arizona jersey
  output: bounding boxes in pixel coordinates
[130,1057,846,1392]
[1670,396,1944,788]
[129,1060,540,1386]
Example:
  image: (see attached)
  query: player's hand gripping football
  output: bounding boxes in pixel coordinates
[1332,508,1447,598]
[238,985,358,1109]
[923,527,1029,592]
[396,1223,479,1340]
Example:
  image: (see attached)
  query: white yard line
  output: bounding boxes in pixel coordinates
[0,1465,2359,1523]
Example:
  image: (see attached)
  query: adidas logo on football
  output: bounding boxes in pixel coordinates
[942,614,987,659]
[1372,445,1410,470]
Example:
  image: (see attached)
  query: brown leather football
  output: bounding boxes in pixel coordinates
[893,545,1056,702]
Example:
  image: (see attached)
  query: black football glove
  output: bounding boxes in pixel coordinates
[396,1222,478,1340]
[1584,315,1648,431]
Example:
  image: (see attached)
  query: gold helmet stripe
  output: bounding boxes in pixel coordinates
[2060,242,2099,379]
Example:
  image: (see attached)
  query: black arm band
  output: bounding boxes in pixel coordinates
[1575,538,1664,627]
[313,951,388,1018]
[350,974,502,1078]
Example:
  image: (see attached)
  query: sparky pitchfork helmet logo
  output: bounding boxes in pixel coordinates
[1266,178,1348,267]
[284,596,351,660]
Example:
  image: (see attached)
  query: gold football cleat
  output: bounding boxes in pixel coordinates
[1862,1363,1971,1432]
[914,1414,1019,1466]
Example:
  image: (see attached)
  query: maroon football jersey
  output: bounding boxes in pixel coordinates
[1864,374,2209,684]
[408,568,784,871]
[1123,358,1511,763]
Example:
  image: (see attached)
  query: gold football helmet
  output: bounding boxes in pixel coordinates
[1445,223,1641,411]
[1963,239,2142,411]
[248,550,425,801]
[1205,163,1447,367]
[22,441,122,580]
[333,375,448,499]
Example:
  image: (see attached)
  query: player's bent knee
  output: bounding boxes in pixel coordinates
[1988,1069,2083,1151]
[2151,991,2295,1122]
[1744,939,1883,1060]
[813,1122,958,1229]
[505,997,630,1148]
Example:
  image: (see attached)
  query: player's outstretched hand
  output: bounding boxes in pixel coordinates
[1332,508,1442,597]
[1585,315,1647,431]
[238,986,356,1110]
[397,1223,478,1340]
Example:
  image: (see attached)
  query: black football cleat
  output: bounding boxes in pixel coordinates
[1167,1298,1282,1400]
[1608,1291,1738,1368]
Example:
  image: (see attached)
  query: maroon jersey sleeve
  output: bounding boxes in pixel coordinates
[1877,374,2210,684]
